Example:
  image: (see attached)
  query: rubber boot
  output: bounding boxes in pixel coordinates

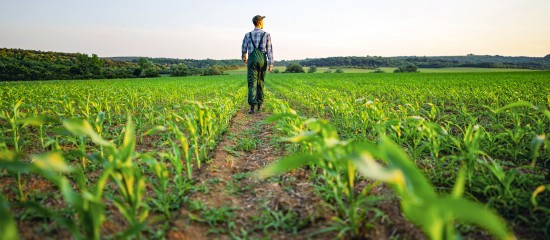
[257,104,262,111]
[248,104,255,114]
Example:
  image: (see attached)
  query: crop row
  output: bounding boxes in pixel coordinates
[266,72,550,237]
[0,76,245,239]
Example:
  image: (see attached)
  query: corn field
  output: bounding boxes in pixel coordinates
[1,72,549,239]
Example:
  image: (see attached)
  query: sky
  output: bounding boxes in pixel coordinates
[1,0,549,60]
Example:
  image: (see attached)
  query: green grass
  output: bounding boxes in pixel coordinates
[225,66,542,75]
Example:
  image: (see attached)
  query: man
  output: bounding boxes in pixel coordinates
[241,15,273,114]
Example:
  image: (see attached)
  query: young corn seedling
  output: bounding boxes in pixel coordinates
[0,99,24,153]
[531,184,550,213]
[348,138,515,240]
[144,123,192,205]
[0,150,29,239]
[450,122,486,184]
[496,101,550,168]
[93,111,106,158]
[0,195,19,240]
[0,99,27,201]
[63,116,149,239]
[259,107,515,240]
[144,155,171,219]
[167,121,192,179]
[263,112,376,238]
[17,115,53,149]
[174,112,202,169]
[31,151,110,240]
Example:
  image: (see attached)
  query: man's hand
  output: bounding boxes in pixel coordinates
[242,56,247,64]
[268,65,273,72]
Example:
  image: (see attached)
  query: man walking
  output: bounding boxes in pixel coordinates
[241,15,273,114]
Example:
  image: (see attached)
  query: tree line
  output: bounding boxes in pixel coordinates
[0,48,239,81]
[2,48,548,81]
[298,55,550,70]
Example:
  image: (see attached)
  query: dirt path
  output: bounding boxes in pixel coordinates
[166,107,425,240]
[167,108,333,239]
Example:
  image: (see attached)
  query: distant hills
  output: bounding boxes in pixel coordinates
[107,57,243,69]
[109,54,550,70]
[1,47,549,81]
[291,54,550,70]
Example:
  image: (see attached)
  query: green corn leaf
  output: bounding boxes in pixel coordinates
[95,111,105,124]
[264,112,299,123]
[0,150,29,173]
[30,152,84,214]
[495,101,535,113]
[401,201,444,240]
[282,130,318,143]
[119,116,136,163]
[0,196,19,240]
[380,138,436,199]
[308,120,339,139]
[348,149,404,188]
[435,197,514,240]
[451,167,466,198]
[63,118,113,147]
[255,153,320,179]
[31,151,73,173]
[18,116,56,127]
[354,139,436,199]
[531,185,547,209]
[13,98,24,113]
[58,177,83,210]
[143,126,167,136]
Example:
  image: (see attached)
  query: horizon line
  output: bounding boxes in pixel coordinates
[2,47,548,60]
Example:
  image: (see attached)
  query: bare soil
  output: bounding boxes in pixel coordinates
[1,106,427,239]
[166,107,425,240]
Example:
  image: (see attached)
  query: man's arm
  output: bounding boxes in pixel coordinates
[241,34,248,63]
[266,33,273,71]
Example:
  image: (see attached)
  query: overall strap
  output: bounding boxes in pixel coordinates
[250,32,267,49]
[249,32,255,49]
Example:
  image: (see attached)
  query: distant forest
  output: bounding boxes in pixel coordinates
[0,48,240,81]
[294,55,550,70]
[1,48,549,81]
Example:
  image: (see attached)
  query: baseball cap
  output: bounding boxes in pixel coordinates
[252,15,266,25]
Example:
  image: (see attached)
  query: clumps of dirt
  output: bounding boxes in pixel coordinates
[168,109,338,239]
[367,184,426,240]
[167,107,431,239]
[2,105,429,240]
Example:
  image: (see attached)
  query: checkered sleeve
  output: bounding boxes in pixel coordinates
[241,33,248,58]
[266,33,273,65]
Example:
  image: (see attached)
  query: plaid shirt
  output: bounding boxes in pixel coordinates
[241,28,274,65]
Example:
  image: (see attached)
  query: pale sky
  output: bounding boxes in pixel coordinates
[1,0,549,60]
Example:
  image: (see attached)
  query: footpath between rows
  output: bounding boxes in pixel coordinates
[167,104,423,239]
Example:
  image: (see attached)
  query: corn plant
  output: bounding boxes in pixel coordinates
[259,91,518,239]
[0,99,24,152]
[63,116,149,238]
[0,150,28,240]
[145,156,171,219]
[496,101,550,168]
[531,184,549,213]
[262,106,377,238]
[0,195,19,240]
[167,120,192,179]
[0,100,28,202]
[31,151,110,240]
[449,122,486,183]
[258,115,515,239]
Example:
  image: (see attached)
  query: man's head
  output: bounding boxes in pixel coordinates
[252,15,265,28]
